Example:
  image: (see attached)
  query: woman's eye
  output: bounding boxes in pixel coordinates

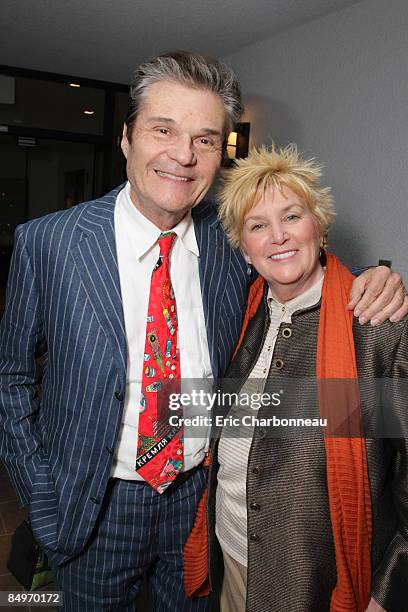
[250,223,264,231]
[285,214,299,221]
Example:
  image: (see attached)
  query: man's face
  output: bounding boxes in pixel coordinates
[121,80,226,230]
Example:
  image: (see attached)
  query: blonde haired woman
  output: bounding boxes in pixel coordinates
[205,145,408,612]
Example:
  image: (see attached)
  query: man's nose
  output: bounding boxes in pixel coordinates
[167,135,196,166]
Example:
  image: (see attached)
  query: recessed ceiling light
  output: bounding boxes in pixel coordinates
[83,110,95,115]
[69,83,81,88]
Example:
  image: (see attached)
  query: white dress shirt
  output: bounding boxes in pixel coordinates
[111,182,213,480]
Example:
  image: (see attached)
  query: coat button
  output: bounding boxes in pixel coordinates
[249,533,259,542]
[272,358,284,370]
[252,467,261,475]
[90,497,100,504]
[106,446,114,455]
[282,327,292,338]
[249,502,261,511]
[115,390,124,401]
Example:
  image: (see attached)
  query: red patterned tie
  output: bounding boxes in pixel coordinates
[136,232,183,493]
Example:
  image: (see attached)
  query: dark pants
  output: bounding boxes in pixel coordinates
[52,468,211,611]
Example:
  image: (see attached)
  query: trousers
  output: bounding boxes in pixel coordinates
[52,468,212,611]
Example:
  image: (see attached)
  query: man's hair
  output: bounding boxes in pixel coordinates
[218,144,336,250]
[125,50,243,142]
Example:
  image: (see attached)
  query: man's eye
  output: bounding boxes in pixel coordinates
[195,136,220,150]
[156,128,170,135]
[196,137,212,147]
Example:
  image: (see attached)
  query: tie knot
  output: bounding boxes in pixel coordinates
[158,232,177,258]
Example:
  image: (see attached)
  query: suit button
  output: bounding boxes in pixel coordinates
[106,446,114,455]
[90,497,100,504]
[249,533,259,542]
[115,390,124,401]
[272,358,284,370]
[258,428,266,438]
[282,327,292,338]
[252,467,261,475]
[249,502,261,511]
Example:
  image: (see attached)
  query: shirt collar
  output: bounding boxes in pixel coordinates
[267,274,324,320]
[120,181,199,259]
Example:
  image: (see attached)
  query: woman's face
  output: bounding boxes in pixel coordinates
[242,185,323,302]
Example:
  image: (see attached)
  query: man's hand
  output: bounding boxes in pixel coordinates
[365,596,386,611]
[348,266,408,325]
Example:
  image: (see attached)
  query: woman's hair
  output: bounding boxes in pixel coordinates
[218,144,336,249]
[125,50,243,142]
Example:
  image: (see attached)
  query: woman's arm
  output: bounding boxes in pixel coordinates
[370,318,408,611]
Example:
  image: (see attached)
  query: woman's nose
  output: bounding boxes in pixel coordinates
[268,222,287,244]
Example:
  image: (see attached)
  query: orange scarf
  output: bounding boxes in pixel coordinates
[184,252,372,611]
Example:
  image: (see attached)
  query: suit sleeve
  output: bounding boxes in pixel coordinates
[371,319,408,611]
[0,225,46,506]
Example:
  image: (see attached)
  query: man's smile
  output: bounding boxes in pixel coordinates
[154,169,193,182]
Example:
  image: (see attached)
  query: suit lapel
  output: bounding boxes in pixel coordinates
[193,200,231,378]
[70,187,127,391]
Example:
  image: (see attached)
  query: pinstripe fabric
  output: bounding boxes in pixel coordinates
[0,186,249,571]
[52,469,210,611]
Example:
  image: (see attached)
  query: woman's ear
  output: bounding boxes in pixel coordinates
[243,252,252,265]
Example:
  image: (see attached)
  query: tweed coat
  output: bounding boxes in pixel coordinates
[207,287,408,612]
[0,185,250,567]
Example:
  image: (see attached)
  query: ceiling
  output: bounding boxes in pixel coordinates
[1,0,362,85]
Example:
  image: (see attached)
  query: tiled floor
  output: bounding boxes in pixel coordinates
[0,461,57,612]
[0,460,33,611]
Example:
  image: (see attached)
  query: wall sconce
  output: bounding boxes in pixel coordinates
[226,122,250,164]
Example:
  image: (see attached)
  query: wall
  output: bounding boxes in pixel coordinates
[28,141,95,219]
[222,0,408,275]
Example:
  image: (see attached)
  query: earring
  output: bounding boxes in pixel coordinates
[247,264,253,276]
[319,236,328,265]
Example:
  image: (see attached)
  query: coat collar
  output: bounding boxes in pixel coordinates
[69,187,232,382]
[192,199,233,377]
[70,185,127,392]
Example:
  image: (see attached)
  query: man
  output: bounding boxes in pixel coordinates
[0,51,406,611]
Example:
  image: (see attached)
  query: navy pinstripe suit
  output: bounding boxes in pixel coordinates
[0,185,249,601]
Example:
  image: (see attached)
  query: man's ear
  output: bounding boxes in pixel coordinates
[121,124,129,159]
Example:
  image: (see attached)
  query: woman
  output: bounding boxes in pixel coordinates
[203,145,407,612]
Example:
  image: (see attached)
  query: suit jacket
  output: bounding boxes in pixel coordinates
[207,288,408,612]
[0,185,250,566]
